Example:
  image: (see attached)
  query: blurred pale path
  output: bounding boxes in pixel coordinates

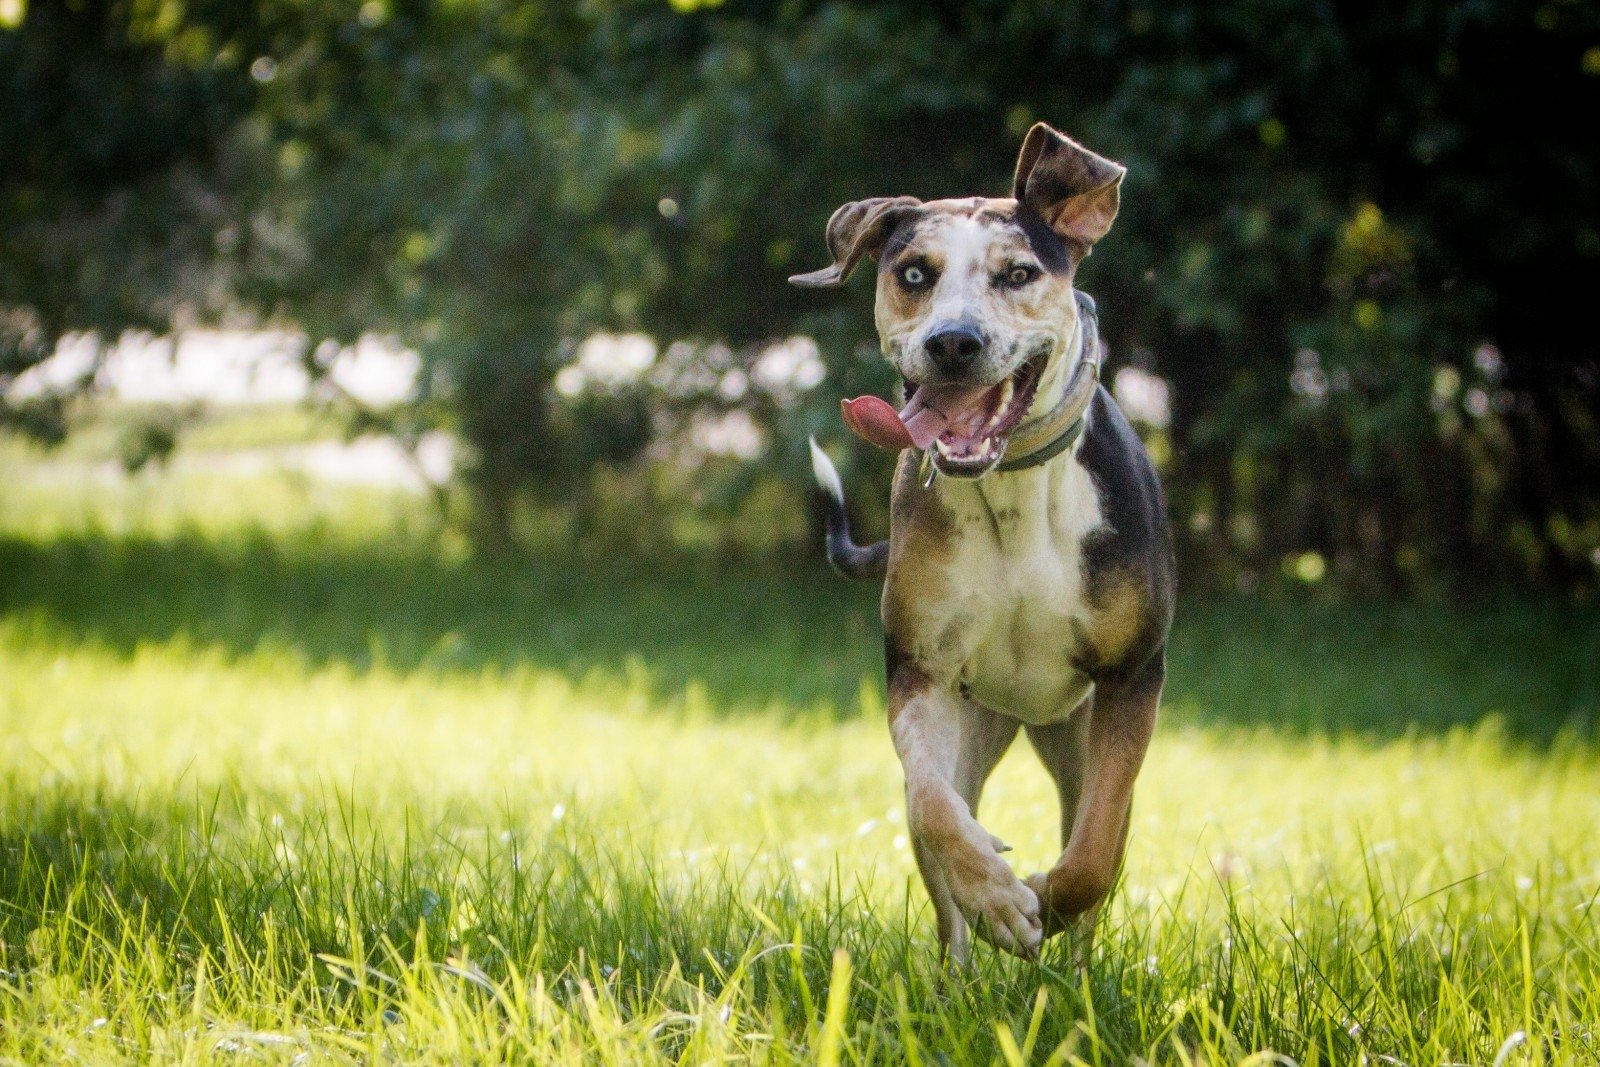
[10,331,417,406]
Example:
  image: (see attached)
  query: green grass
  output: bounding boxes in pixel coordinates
[2,467,1600,1063]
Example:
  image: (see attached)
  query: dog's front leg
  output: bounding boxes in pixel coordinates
[890,674,1041,961]
[1025,654,1163,951]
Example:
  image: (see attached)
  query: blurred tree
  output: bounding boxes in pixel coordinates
[617,0,1600,592]
[0,0,267,436]
[3,0,1596,590]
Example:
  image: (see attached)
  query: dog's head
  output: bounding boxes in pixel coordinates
[791,123,1124,477]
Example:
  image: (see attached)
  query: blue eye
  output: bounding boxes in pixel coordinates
[901,265,926,286]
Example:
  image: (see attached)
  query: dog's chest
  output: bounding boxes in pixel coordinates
[888,455,1104,725]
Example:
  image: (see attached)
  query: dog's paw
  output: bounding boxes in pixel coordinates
[1026,867,1112,940]
[1024,871,1067,937]
[948,856,1042,958]
[1026,871,1101,968]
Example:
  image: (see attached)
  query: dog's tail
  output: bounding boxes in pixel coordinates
[809,438,889,580]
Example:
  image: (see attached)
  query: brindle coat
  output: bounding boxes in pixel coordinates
[797,124,1175,965]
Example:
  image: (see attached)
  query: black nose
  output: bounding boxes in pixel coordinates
[923,323,987,374]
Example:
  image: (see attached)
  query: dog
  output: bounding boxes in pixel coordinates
[794,124,1175,965]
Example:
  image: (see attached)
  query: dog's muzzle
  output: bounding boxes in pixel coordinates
[839,352,1049,478]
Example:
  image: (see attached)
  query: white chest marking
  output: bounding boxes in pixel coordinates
[896,437,1105,725]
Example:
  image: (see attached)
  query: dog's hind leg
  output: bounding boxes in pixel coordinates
[1025,704,1123,969]
[1024,656,1162,958]
[1024,705,1091,853]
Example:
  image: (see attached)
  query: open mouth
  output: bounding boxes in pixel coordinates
[906,357,1046,476]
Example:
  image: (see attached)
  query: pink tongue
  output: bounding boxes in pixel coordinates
[841,396,915,450]
[841,384,990,451]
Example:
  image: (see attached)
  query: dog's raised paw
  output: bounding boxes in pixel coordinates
[954,867,1042,958]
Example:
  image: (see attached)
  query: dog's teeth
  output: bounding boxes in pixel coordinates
[983,379,1014,433]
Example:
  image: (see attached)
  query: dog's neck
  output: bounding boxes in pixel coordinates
[983,300,1097,474]
[1019,311,1086,436]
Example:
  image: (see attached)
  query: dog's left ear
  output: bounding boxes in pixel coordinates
[1012,123,1126,253]
[789,196,923,288]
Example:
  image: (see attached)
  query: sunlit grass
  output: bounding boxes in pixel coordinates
[2,466,1600,1063]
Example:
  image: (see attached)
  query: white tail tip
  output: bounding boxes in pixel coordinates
[808,436,844,503]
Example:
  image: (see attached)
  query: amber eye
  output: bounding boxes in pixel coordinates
[1004,264,1039,288]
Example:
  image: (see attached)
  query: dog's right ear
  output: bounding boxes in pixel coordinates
[789,196,923,288]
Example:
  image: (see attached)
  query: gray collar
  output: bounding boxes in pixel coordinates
[993,291,1102,473]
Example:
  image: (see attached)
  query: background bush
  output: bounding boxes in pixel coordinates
[3,0,1597,591]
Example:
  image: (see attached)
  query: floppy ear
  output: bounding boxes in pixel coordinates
[1012,123,1126,252]
[789,196,923,288]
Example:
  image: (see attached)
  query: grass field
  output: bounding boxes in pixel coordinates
[3,461,1600,1064]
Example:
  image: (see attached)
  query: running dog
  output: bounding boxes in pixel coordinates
[796,123,1175,964]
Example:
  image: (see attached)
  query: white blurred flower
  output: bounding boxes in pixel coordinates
[751,336,825,401]
[1474,342,1504,380]
[717,369,750,402]
[563,333,657,395]
[554,365,586,398]
[1289,348,1329,401]
[1113,366,1172,427]
[691,410,764,459]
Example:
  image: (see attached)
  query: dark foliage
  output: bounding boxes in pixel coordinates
[2,0,1597,590]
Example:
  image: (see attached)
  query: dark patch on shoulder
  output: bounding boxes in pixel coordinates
[1074,386,1176,676]
[884,633,932,719]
